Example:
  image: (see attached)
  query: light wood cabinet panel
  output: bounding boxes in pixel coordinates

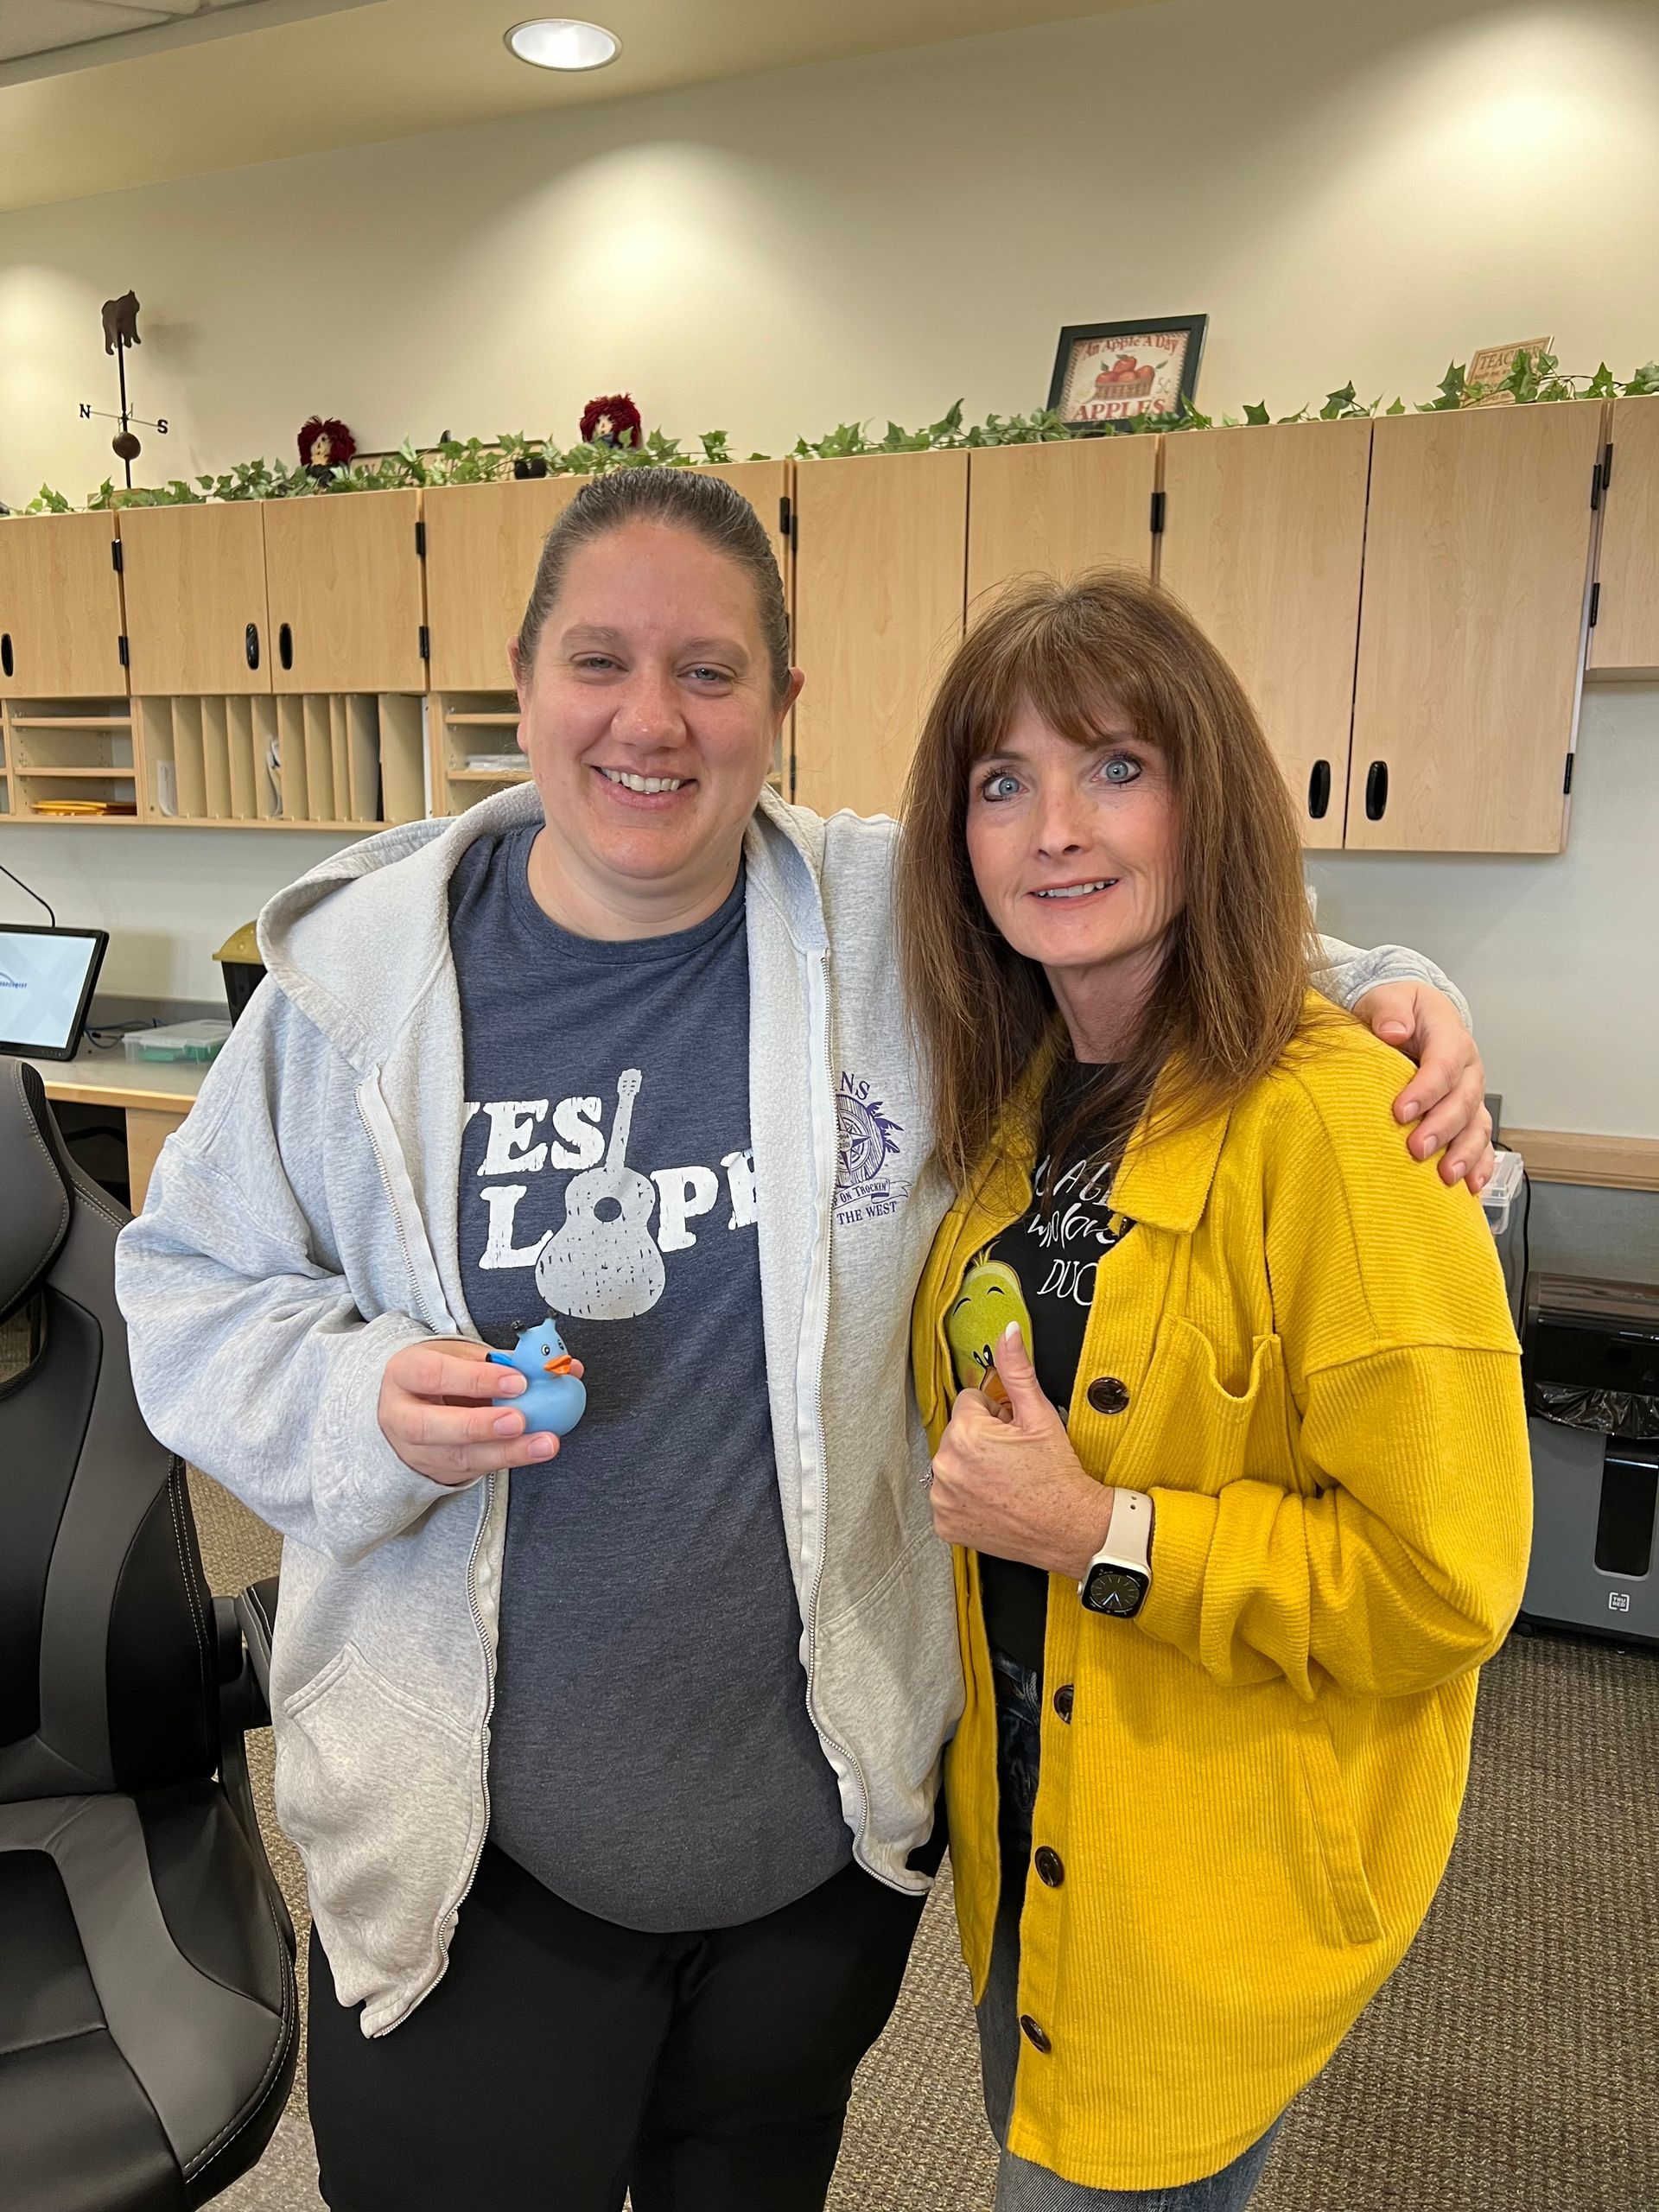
[1160,420,1371,850]
[967,437,1156,607]
[423,478,581,692]
[0,514,128,699]
[696,460,792,574]
[118,504,271,695]
[262,490,426,694]
[1589,396,1659,674]
[1347,402,1604,854]
[791,450,968,818]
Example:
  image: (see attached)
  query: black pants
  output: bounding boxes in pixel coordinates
[307,1842,929,2212]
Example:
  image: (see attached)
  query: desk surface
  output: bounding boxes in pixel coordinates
[30,1039,209,1114]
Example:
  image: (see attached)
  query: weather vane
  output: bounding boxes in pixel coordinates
[80,292,168,489]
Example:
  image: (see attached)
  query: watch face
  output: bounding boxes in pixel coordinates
[1084,1564,1147,1618]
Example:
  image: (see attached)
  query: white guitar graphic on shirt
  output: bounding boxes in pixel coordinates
[535,1070,666,1319]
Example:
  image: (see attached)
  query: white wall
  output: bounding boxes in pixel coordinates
[5,0,1659,499]
[2,0,1656,1135]
[1306,683,1659,1137]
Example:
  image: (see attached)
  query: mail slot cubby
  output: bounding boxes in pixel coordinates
[136,692,425,829]
[1,698,137,821]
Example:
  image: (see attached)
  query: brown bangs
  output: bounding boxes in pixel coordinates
[896,567,1327,1193]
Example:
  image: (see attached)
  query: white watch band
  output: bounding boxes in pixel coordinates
[1079,1488,1153,1589]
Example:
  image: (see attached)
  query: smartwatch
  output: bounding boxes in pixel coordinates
[1078,1489,1154,1618]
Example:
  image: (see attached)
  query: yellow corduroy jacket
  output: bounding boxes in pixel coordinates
[912,1003,1532,2193]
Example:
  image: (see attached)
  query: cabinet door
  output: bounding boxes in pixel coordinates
[1347,403,1604,854]
[118,504,271,695]
[967,437,1156,607]
[1589,396,1659,675]
[791,451,968,818]
[696,460,793,577]
[0,513,128,698]
[263,490,426,694]
[423,478,582,692]
[1160,420,1371,850]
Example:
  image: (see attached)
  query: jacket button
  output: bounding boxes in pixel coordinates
[1033,1847,1065,1888]
[1052,1683,1074,1723]
[1020,2014,1052,2054]
[1086,1376,1130,1415]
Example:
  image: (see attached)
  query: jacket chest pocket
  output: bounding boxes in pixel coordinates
[1117,1314,1306,1497]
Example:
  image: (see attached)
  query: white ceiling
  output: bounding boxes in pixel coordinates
[1,0,269,68]
[0,0,1165,214]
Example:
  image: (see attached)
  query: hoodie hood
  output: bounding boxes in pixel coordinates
[255,782,829,1073]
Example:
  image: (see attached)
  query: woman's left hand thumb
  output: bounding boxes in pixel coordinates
[992,1322,1057,1429]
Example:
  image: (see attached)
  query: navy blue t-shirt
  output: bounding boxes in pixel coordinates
[448,826,849,1930]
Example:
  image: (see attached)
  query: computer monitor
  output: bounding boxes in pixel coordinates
[0,925,110,1061]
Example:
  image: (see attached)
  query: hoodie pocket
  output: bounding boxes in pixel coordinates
[276,1643,480,1985]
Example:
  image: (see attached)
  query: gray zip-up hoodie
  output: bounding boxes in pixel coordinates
[114,783,1465,2036]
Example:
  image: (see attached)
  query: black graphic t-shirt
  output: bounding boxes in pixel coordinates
[448,826,849,1932]
[948,1062,1135,1676]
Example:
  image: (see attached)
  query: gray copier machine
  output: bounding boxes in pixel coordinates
[1520,1274,1659,1647]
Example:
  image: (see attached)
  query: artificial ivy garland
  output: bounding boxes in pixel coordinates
[25,351,1659,514]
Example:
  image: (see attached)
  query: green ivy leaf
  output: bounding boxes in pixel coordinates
[1243,402,1270,426]
[1385,397,1406,415]
[1319,381,1358,420]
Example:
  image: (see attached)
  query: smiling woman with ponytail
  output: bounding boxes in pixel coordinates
[902,569,1532,2212]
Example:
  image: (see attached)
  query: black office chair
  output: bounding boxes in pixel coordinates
[0,1058,297,2210]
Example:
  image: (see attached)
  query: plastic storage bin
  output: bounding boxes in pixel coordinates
[123,1019,232,1065]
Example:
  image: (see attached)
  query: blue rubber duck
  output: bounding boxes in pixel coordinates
[487,1317,586,1439]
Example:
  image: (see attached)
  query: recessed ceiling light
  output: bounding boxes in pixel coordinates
[505,18,621,71]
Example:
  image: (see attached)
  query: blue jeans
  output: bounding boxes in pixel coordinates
[977,1652,1281,2212]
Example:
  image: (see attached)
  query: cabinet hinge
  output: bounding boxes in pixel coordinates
[1601,441,1614,492]
[111,539,124,574]
[418,624,430,661]
[1563,753,1574,795]
[118,634,129,667]
[1149,489,1166,535]
[1588,582,1600,629]
[415,519,426,558]
[779,494,794,547]
[1590,461,1602,512]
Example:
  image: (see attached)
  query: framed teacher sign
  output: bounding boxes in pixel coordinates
[1048,315,1208,429]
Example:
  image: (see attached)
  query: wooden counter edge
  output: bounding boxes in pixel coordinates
[40,1074,202,1113]
[1500,1128,1659,1193]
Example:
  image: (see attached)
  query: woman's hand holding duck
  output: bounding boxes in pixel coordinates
[929,1324,1122,1580]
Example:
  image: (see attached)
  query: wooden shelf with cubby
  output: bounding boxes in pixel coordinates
[430,691,530,816]
[0,698,137,821]
[0,691,426,830]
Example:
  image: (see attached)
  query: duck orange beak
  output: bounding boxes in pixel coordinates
[543,1355,575,1375]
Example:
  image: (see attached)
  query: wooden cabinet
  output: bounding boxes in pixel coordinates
[117,504,271,695]
[1589,396,1659,675]
[263,490,426,694]
[0,514,128,699]
[1160,419,1372,849]
[1347,402,1604,854]
[423,479,581,693]
[791,450,968,817]
[967,437,1156,607]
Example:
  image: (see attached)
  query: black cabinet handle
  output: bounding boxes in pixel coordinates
[245,622,260,670]
[1306,759,1331,820]
[278,622,293,671]
[1364,760,1389,821]
[1,632,11,679]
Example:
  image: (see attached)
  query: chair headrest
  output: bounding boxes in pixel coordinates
[0,1059,74,1325]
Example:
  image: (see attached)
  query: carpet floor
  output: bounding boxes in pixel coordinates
[185,1469,1658,2212]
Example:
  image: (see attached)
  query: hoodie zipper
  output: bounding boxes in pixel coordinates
[357,1076,499,1947]
[796,945,874,1856]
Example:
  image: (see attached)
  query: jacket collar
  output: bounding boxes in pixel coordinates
[955,1056,1234,1249]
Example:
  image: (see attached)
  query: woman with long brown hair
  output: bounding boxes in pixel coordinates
[902,570,1532,2210]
